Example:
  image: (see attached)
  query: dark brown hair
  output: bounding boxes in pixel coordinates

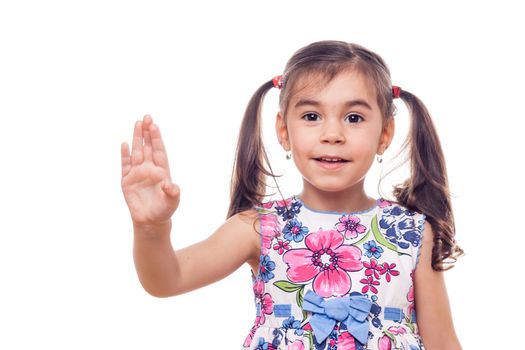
[227,40,464,271]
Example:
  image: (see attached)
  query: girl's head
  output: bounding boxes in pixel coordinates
[274,66,394,195]
[228,40,464,271]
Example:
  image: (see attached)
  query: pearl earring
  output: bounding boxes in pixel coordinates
[286,151,292,160]
[376,155,383,163]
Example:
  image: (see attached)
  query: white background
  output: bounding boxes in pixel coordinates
[1,1,523,349]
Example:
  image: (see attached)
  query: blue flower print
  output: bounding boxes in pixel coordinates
[290,200,302,213]
[399,216,421,247]
[380,208,422,250]
[356,341,367,350]
[259,254,276,282]
[270,329,282,348]
[363,240,384,259]
[379,215,397,239]
[255,337,270,350]
[275,199,302,221]
[399,216,415,231]
[389,206,405,216]
[282,316,304,336]
[282,218,309,242]
[403,230,422,247]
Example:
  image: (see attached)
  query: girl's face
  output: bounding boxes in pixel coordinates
[276,69,394,195]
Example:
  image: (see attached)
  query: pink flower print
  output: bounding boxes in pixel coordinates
[378,326,410,350]
[259,293,273,322]
[260,213,280,255]
[360,276,380,294]
[336,331,357,349]
[377,262,400,282]
[336,215,367,239]
[407,284,414,302]
[262,201,275,209]
[287,340,305,350]
[363,259,381,279]
[275,197,293,208]
[253,278,264,296]
[283,229,363,297]
[378,334,391,350]
[253,279,274,324]
[387,325,407,335]
[407,283,415,318]
[302,322,313,332]
[378,198,392,208]
[273,239,291,255]
[243,315,263,347]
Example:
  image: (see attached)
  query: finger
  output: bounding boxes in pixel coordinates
[150,123,171,175]
[143,115,153,163]
[121,142,131,177]
[163,180,180,199]
[131,120,144,166]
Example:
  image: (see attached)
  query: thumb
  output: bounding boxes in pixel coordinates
[162,180,180,198]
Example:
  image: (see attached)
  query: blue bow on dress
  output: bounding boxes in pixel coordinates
[302,290,372,345]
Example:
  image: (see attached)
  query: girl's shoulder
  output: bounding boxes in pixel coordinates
[253,195,297,212]
[377,198,427,235]
[377,197,426,218]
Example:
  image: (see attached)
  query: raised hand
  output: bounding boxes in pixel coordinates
[121,115,180,227]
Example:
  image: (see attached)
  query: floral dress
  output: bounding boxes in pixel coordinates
[242,195,426,350]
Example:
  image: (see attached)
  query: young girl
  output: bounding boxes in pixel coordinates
[121,40,464,350]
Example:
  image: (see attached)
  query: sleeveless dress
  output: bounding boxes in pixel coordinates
[242,195,427,350]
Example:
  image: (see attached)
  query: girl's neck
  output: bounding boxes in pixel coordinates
[298,185,376,214]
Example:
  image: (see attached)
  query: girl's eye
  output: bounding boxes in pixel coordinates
[301,112,364,123]
[302,112,320,122]
[346,113,364,123]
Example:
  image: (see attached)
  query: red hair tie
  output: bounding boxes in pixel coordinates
[272,75,283,89]
[392,85,402,99]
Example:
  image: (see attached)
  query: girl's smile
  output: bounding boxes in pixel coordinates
[314,157,350,170]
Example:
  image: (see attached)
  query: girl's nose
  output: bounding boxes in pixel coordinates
[321,120,345,144]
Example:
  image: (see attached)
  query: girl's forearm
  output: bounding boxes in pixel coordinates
[132,220,180,297]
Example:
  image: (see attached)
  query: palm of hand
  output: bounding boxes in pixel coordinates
[121,115,180,226]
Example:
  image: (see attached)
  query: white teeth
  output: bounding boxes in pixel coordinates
[320,158,342,162]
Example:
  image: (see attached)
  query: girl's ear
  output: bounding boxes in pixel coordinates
[275,111,291,151]
[378,116,395,154]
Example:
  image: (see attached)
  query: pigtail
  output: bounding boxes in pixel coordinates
[393,89,465,271]
[227,80,277,219]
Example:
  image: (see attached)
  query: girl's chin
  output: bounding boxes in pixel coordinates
[303,180,357,193]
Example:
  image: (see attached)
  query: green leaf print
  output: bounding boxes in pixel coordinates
[383,329,397,345]
[273,280,303,293]
[255,208,275,215]
[371,215,398,252]
[296,286,308,322]
[307,331,314,350]
[404,315,415,333]
[353,229,371,246]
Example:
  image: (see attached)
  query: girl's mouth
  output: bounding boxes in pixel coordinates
[314,157,349,163]
[314,157,350,169]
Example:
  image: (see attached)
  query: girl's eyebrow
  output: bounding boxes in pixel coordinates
[294,98,372,111]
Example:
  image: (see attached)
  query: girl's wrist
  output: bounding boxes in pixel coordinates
[133,219,172,239]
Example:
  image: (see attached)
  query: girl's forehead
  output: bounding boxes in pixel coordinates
[288,70,378,107]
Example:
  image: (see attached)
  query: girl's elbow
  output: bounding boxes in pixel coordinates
[140,280,180,298]
[146,288,172,298]
[421,332,462,350]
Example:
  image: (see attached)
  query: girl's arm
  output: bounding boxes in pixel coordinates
[133,209,259,298]
[121,115,260,298]
[414,222,462,349]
